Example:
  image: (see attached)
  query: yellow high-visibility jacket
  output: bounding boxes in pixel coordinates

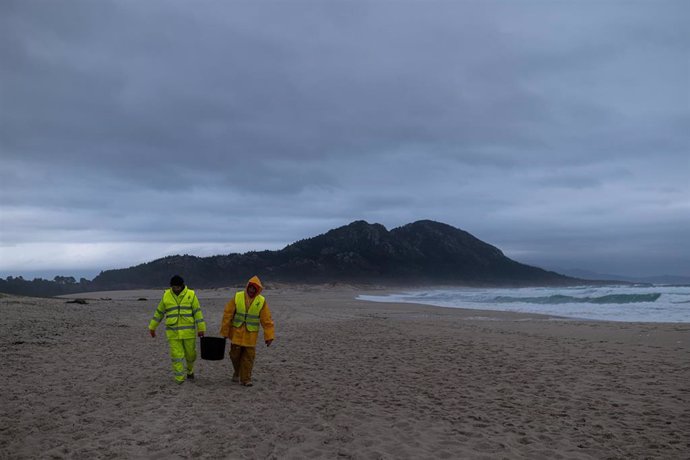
[149,287,206,339]
[232,290,265,331]
[220,276,275,347]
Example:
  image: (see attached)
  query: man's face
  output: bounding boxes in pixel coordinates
[171,285,184,295]
[247,284,258,297]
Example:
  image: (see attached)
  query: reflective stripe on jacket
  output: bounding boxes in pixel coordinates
[148,287,206,339]
[232,291,265,332]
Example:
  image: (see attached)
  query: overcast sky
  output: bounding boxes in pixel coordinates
[1,0,688,280]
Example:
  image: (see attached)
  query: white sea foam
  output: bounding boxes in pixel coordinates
[358,284,690,323]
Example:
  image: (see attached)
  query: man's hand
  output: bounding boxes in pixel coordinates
[265,339,273,347]
[198,331,205,337]
[149,329,156,338]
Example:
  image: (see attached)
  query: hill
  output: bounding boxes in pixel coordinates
[1,220,581,296]
[90,220,575,289]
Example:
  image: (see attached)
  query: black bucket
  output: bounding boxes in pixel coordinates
[200,336,226,360]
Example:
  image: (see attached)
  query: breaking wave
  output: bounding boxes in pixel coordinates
[492,293,661,304]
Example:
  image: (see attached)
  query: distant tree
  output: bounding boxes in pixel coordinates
[54,276,76,284]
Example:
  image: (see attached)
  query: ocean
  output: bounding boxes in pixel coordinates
[358,284,690,323]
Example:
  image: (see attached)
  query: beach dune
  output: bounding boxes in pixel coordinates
[1,285,688,459]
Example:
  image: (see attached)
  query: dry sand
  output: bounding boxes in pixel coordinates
[1,285,688,459]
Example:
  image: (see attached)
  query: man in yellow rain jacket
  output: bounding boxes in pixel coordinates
[149,275,206,384]
[220,275,275,386]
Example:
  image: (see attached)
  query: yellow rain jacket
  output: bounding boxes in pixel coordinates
[149,287,206,339]
[220,276,275,347]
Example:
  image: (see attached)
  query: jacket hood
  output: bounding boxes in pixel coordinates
[246,275,264,297]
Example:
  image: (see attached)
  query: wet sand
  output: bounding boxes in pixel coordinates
[1,285,688,459]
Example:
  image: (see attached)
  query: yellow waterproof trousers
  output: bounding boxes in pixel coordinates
[229,344,256,384]
[169,338,196,383]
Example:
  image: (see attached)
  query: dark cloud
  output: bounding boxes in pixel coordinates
[1,0,688,277]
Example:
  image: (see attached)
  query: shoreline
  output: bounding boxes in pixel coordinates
[57,284,689,326]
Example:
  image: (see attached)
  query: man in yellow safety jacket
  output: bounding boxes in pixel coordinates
[220,275,275,386]
[149,275,206,384]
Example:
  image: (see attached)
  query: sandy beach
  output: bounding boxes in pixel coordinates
[1,285,688,459]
